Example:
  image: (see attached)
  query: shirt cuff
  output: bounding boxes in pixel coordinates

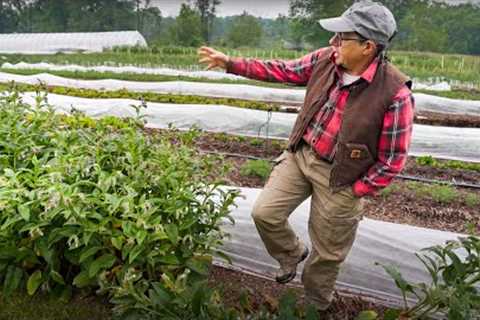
[226,57,242,75]
[352,179,375,197]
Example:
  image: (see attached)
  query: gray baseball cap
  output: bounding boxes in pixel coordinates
[318,0,397,46]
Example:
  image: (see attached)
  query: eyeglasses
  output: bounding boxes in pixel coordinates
[331,33,367,46]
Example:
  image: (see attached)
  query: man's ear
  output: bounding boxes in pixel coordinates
[363,40,377,57]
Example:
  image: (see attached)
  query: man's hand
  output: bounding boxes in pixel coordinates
[197,46,230,70]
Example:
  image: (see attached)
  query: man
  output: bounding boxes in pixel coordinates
[198,0,414,312]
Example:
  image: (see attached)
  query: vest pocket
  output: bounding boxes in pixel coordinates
[344,143,373,162]
[332,143,375,188]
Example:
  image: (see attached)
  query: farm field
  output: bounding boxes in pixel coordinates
[1,46,479,320]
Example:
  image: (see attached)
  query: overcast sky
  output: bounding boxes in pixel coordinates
[151,0,480,18]
[151,0,290,18]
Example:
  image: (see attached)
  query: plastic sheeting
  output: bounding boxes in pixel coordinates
[1,62,246,81]
[0,72,478,116]
[217,186,469,307]
[18,92,480,163]
[0,31,147,54]
[2,62,453,91]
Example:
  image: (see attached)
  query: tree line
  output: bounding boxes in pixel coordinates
[0,0,479,55]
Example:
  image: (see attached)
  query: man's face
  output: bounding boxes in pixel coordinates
[329,32,368,71]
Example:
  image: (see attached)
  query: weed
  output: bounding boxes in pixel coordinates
[465,193,480,208]
[240,160,272,180]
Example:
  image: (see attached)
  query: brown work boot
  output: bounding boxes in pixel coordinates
[275,242,309,284]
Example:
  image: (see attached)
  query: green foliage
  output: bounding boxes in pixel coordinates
[379,183,401,198]
[0,89,240,318]
[194,0,221,43]
[465,194,480,208]
[405,181,459,204]
[429,185,458,204]
[416,156,480,173]
[376,236,480,320]
[287,0,480,55]
[227,11,264,48]
[240,160,273,180]
[169,3,203,47]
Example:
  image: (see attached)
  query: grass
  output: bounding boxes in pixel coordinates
[239,159,273,180]
[1,46,479,88]
[465,193,480,208]
[0,293,111,320]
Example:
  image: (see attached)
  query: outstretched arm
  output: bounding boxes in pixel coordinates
[198,46,329,86]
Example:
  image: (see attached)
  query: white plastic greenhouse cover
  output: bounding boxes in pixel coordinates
[216,186,473,309]
[0,62,452,90]
[17,92,480,163]
[0,72,478,116]
[0,31,147,54]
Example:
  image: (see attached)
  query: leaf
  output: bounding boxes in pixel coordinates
[381,264,414,294]
[18,205,30,221]
[73,271,93,288]
[355,310,378,320]
[158,254,180,265]
[88,254,116,278]
[186,257,209,275]
[165,224,179,244]
[3,266,23,296]
[150,282,172,305]
[384,309,402,320]
[50,270,65,285]
[128,245,144,264]
[27,270,43,295]
[191,283,206,315]
[111,237,124,250]
[79,246,103,263]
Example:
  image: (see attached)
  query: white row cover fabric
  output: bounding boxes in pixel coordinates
[0,72,477,116]
[18,92,480,163]
[0,31,147,54]
[217,186,470,308]
[2,62,246,81]
[1,62,452,91]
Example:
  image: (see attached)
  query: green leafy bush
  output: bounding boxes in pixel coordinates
[0,90,240,318]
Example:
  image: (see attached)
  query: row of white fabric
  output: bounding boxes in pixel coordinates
[1,62,451,91]
[17,91,480,163]
[0,71,478,116]
[216,186,469,310]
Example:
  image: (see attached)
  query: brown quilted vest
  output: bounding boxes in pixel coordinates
[287,47,411,192]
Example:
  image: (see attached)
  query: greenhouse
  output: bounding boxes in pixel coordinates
[0,31,147,54]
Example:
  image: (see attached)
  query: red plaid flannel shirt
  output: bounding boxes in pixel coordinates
[227,47,415,197]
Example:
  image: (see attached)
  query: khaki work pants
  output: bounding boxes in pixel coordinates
[251,142,363,310]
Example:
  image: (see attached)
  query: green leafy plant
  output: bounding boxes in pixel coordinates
[0,89,240,318]
[372,236,480,320]
[429,185,458,204]
[416,156,480,173]
[464,193,480,208]
[240,160,273,180]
